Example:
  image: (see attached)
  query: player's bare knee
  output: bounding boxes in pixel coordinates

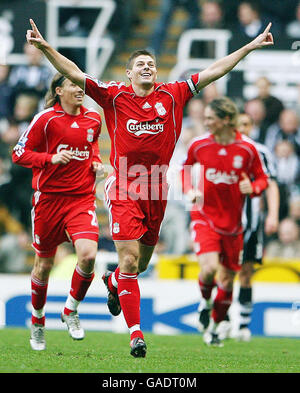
[33,257,54,279]
[200,261,218,279]
[78,251,96,272]
[120,253,139,273]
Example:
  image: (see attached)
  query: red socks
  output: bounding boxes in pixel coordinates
[64,264,94,315]
[117,272,143,340]
[198,275,216,300]
[198,275,233,324]
[31,275,48,325]
[31,264,95,325]
[211,287,233,323]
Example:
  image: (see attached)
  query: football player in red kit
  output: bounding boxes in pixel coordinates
[26,18,273,356]
[181,97,269,346]
[12,73,104,350]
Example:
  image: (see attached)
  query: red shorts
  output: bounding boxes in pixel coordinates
[191,221,244,272]
[32,191,99,258]
[104,175,168,246]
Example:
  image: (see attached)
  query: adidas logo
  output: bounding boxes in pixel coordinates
[71,121,80,128]
[218,148,227,156]
[119,289,132,297]
[142,102,152,109]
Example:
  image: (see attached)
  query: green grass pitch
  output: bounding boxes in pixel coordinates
[0,328,300,373]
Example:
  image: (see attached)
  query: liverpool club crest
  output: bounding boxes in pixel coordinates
[155,102,167,116]
[87,128,94,142]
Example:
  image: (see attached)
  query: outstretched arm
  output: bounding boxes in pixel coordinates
[264,179,280,235]
[26,19,85,89]
[196,23,274,90]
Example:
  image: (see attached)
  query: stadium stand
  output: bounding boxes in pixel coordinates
[0,0,300,274]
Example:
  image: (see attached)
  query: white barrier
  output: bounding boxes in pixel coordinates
[1,274,300,337]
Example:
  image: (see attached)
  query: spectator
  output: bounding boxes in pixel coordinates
[254,76,284,126]
[0,231,30,273]
[237,2,269,38]
[0,93,39,158]
[0,115,33,232]
[0,156,10,185]
[200,1,224,29]
[149,0,200,55]
[160,125,195,255]
[202,82,220,105]
[182,97,206,136]
[109,0,145,50]
[191,1,224,58]
[265,218,300,259]
[244,98,268,143]
[0,11,14,64]
[264,109,300,155]
[274,140,300,188]
[98,223,116,253]
[0,202,30,273]
[289,187,300,225]
[0,64,13,121]
[12,92,39,135]
[230,1,280,50]
[286,1,300,38]
[8,42,52,104]
[273,140,300,220]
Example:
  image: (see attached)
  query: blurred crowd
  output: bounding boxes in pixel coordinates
[1,0,300,273]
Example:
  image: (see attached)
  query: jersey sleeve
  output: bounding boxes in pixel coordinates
[166,73,200,107]
[84,74,124,109]
[12,113,53,169]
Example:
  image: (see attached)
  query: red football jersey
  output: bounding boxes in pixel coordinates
[12,102,102,195]
[84,74,200,183]
[182,131,269,235]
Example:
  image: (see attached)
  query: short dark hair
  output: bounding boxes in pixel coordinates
[126,49,156,69]
[208,96,239,127]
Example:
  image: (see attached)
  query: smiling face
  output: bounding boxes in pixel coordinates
[126,54,157,90]
[204,106,228,133]
[56,79,84,108]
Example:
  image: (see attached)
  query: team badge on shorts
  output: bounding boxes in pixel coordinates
[155,102,166,116]
[113,222,120,234]
[87,128,94,142]
[233,155,243,169]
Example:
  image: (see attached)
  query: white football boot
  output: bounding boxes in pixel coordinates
[61,311,85,340]
[217,320,232,340]
[30,324,46,351]
[235,327,252,342]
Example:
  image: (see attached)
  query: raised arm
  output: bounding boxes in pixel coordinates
[196,23,274,91]
[26,19,85,90]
